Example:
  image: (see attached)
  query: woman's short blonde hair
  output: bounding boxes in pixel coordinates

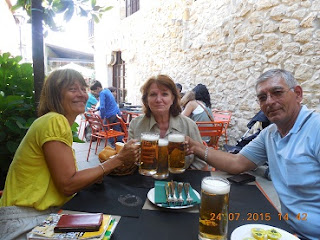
[37,69,87,116]
[141,74,181,117]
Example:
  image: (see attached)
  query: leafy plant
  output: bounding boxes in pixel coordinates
[12,0,113,32]
[0,52,36,188]
[72,122,85,143]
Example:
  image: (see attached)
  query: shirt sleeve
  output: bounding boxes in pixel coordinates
[239,128,268,166]
[38,114,73,148]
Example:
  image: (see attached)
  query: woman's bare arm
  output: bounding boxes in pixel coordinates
[43,139,139,196]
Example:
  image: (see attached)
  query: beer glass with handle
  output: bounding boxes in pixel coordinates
[152,138,169,179]
[168,133,186,174]
[199,177,230,240]
[139,132,159,176]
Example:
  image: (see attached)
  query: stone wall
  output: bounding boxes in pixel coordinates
[99,0,320,144]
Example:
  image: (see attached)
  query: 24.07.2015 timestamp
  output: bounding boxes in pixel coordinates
[209,212,308,221]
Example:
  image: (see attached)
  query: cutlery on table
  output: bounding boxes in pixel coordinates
[165,183,173,205]
[184,182,193,204]
[170,180,178,205]
[177,182,184,205]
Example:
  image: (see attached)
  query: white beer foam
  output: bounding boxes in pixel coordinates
[141,134,159,141]
[158,139,168,146]
[168,133,184,142]
[202,178,230,195]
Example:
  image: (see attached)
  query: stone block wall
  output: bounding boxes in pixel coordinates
[99,0,320,144]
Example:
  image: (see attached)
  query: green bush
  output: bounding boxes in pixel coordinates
[0,53,36,189]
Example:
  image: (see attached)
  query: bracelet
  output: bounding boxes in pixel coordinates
[99,163,106,176]
[204,147,209,162]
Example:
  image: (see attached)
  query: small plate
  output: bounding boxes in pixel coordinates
[231,224,299,240]
[147,188,200,209]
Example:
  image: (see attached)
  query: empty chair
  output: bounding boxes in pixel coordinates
[212,110,232,144]
[116,114,129,143]
[196,121,224,150]
[84,113,125,161]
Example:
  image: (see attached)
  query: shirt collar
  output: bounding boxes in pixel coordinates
[148,114,184,136]
[289,105,314,134]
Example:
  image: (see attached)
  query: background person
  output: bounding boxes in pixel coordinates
[128,74,207,170]
[0,69,140,239]
[186,69,320,240]
[181,84,214,122]
[181,84,214,143]
[175,82,184,98]
[85,87,98,112]
[108,86,117,101]
[90,81,123,145]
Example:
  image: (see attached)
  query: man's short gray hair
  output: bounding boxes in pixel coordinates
[255,69,297,90]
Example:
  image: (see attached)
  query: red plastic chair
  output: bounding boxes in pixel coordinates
[116,114,129,143]
[212,110,232,144]
[196,121,224,150]
[84,113,125,161]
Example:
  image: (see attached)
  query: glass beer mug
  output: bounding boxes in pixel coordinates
[152,138,169,179]
[139,132,159,176]
[199,177,230,240]
[168,133,185,174]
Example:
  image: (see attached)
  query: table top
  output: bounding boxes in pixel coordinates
[62,169,294,240]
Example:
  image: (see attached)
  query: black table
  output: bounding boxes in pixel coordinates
[62,170,294,240]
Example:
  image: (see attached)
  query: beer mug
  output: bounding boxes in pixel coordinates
[152,138,169,179]
[139,132,159,176]
[199,177,230,240]
[168,133,186,173]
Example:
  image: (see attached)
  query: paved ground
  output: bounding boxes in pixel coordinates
[73,138,281,213]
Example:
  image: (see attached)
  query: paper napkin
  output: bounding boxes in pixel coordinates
[154,181,200,207]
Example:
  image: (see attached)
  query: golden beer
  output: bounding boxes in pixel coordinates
[139,132,159,176]
[168,133,185,174]
[199,177,230,240]
[153,139,169,179]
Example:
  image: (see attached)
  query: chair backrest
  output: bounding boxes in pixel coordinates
[116,114,128,142]
[212,110,232,122]
[212,110,232,141]
[196,121,224,149]
[84,113,105,135]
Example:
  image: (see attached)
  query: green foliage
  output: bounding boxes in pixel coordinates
[72,122,85,143]
[12,0,113,31]
[0,52,36,173]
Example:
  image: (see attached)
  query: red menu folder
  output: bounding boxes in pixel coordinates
[54,213,103,233]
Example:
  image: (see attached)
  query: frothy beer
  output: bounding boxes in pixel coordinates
[139,132,159,176]
[199,177,230,240]
[168,133,185,174]
[153,139,169,179]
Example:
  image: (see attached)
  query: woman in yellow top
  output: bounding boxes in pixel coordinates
[0,69,139,239]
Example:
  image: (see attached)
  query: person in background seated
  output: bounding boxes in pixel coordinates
[182,84,214,122]
[180,90,195,110]
[175,82,184,98]
[108,86,117,101]
[128,74,207,170]
[0,69,140,239]
[90,81,123,145]
[85,87,98,112]
[186,69,320,240]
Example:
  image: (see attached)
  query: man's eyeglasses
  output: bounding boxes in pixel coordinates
[257,87,294,105]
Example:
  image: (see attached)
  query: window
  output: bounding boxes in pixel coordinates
[112,52,126,103]
[126,0,140,17]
